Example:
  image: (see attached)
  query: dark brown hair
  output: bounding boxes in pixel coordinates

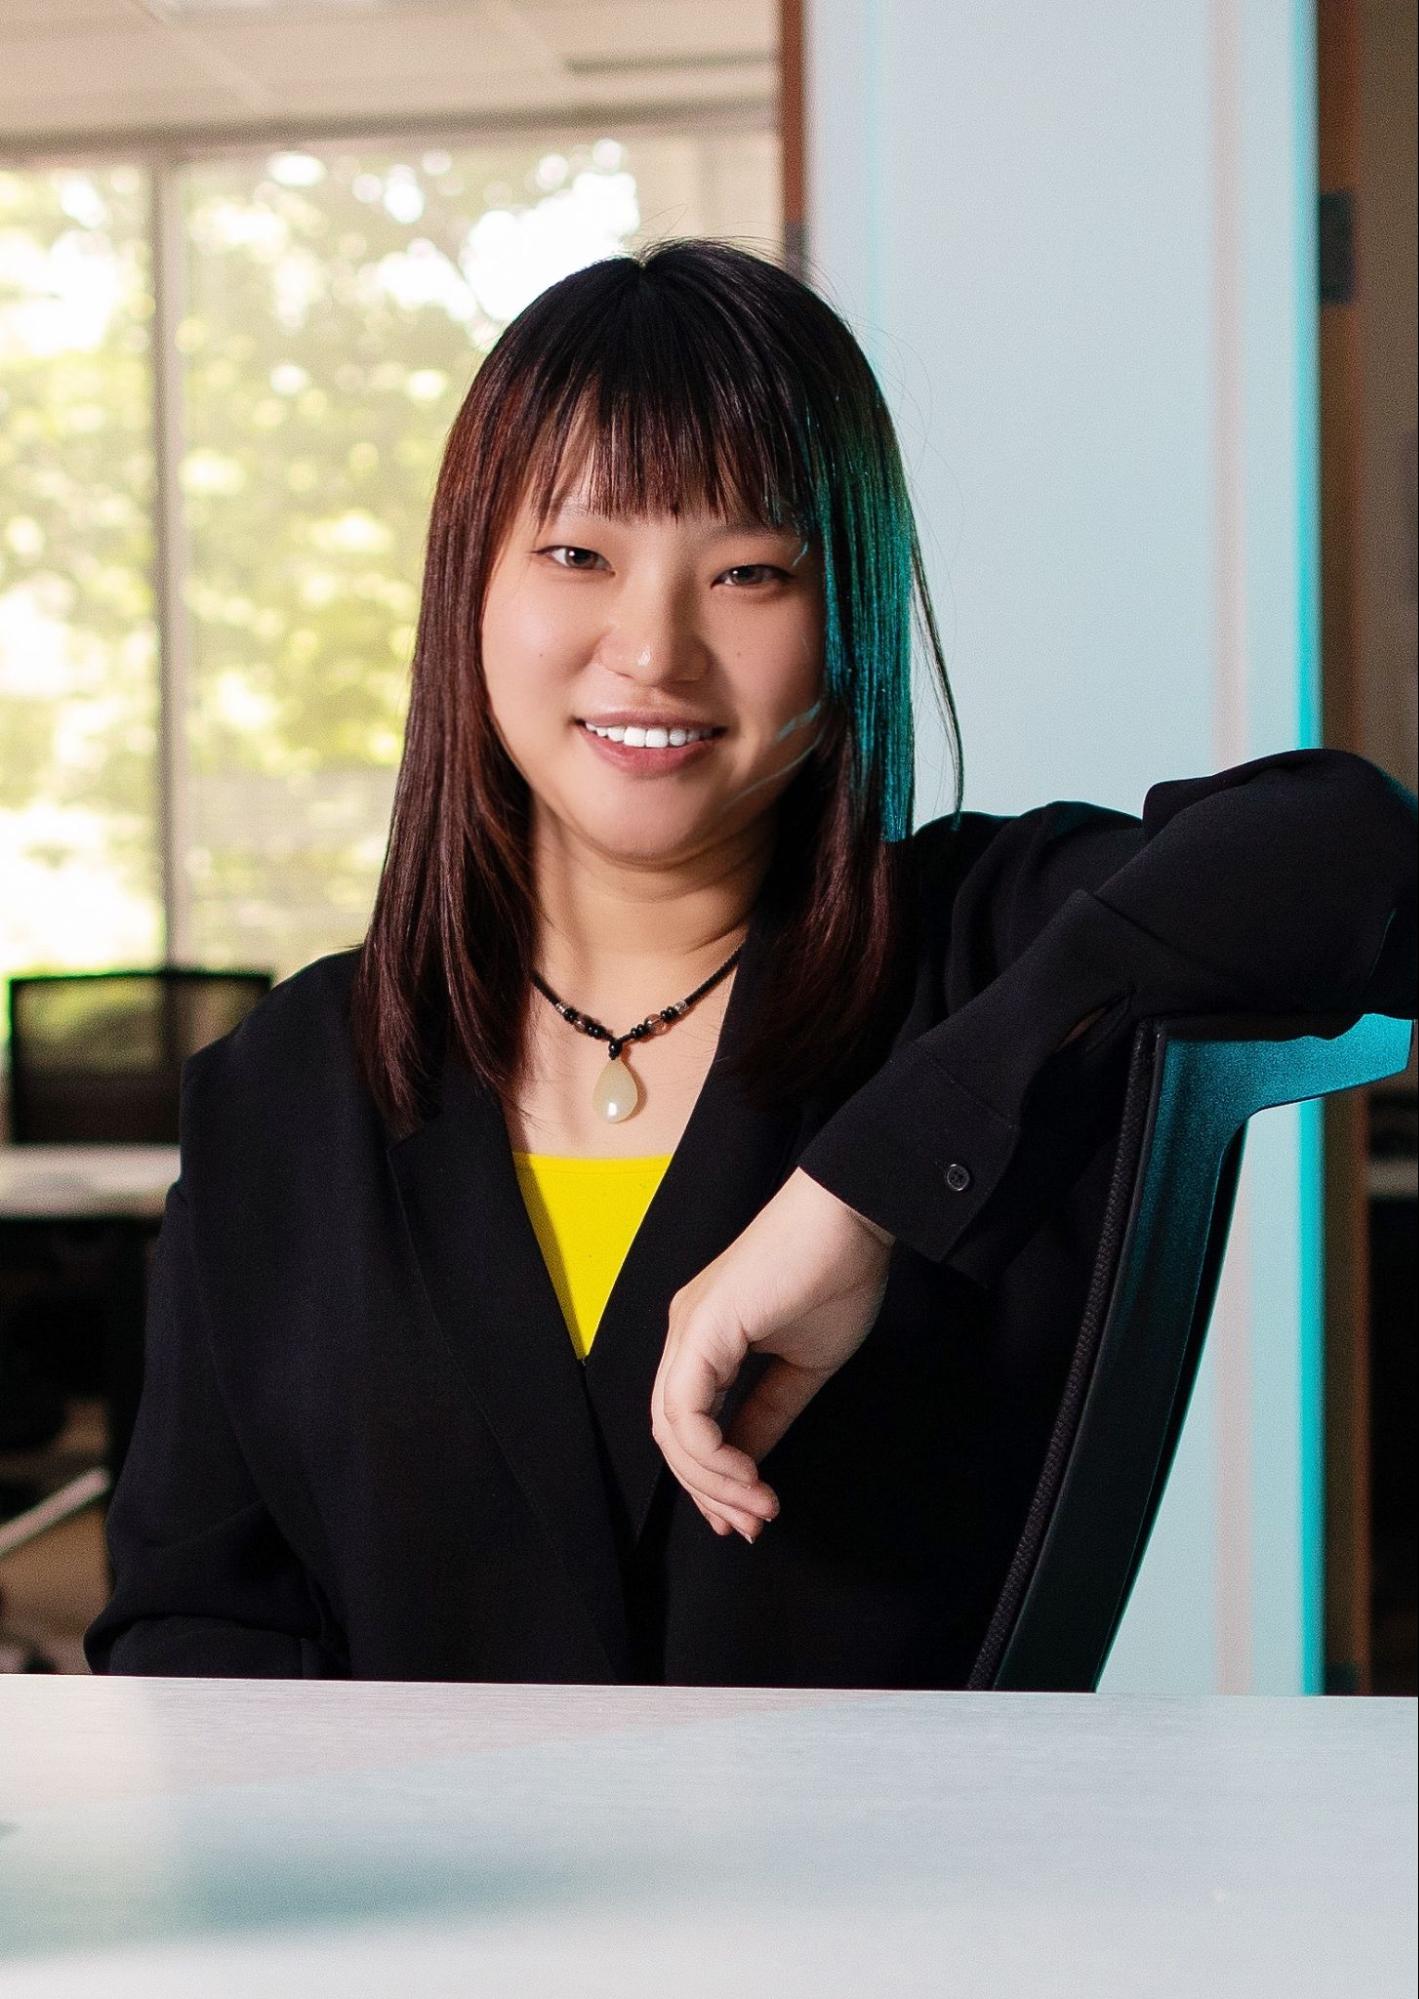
[350,236,963,1139]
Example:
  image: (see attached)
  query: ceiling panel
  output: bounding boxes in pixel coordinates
[0,24,227,97]
[540,1,770,66]
[192,14,550,85]
[142,0,489,13]
[0,0,776,144]
[0,0,138,26]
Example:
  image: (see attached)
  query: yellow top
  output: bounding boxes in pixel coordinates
[511,1150,674,1362]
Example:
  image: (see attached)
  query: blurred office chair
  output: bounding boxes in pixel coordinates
[0,966,271,1670]
[969,1006,1416,1692]
[6,967,273,1145]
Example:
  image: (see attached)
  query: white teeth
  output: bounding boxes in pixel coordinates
[582,720,715,747]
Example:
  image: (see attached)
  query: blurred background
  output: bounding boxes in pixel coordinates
[0,0,1413,1694]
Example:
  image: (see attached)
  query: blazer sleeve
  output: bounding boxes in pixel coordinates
[796,746,1418,1278]
[83,1177,339,1678]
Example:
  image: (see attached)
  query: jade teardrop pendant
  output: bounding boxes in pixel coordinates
[592,1052,640,1122]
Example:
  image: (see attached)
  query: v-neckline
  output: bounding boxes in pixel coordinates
[385,872,806,1678]
[498,896,773,1269]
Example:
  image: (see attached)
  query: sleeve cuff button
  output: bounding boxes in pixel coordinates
[944,1162,973,1192]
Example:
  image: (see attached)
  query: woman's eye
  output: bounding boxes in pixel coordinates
[537,548,785,586]
[540,545,605,571]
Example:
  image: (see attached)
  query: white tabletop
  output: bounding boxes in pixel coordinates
[0,1678,1413,1998]
[0,1145,178,1219]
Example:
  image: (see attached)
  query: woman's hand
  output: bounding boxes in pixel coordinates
[649,1166,895,1542]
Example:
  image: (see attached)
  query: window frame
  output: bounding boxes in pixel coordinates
[2,103,777,964]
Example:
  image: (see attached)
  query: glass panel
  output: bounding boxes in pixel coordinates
[0,165,160,1067]
[177,130,780,983]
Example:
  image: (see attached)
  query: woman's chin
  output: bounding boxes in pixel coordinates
[584,811,713,859]
[562,787,724,854]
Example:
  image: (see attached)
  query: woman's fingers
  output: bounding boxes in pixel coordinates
[667,1432,777,1517]
[691,1494,765,1540]
[660,1398,777,1531]
[658,1341,778,1509]
[679,1405,772,1498]
[651,1292,785,1537]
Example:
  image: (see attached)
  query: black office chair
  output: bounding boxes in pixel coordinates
[6,967,273,1145]
[1,966,271,1670]
[969,1006,1416,1691]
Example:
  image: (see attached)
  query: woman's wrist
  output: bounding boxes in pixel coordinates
[788,1166,896,1250]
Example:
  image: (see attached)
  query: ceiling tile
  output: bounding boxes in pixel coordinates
[527,0,771,38]
[540,0,772,64]
[192,11,549,85]
[0,0,778,139]
[0,25,229,97]
[0,0,138,26]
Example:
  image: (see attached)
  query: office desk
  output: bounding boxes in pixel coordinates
[1,1678,1413,1998]
[0,1146,179,1220]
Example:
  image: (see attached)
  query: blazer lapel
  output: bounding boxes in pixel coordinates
[386,1050,635,1679]
[384,881,803,1679]
[580,886,803,1548]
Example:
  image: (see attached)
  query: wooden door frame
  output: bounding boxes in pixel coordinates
[1318,0,1373,1695]
[780,0,805,277]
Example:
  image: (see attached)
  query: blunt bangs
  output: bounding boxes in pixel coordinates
[513,300,814,551]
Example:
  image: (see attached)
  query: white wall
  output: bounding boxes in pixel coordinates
[805,0,1322,1691]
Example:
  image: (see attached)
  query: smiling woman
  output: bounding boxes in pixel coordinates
[347,238,957,1154]
[83,235,1417,1687]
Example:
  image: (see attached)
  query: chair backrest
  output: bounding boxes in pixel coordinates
[5,967,273,1145]
[970,1006,1416,1692]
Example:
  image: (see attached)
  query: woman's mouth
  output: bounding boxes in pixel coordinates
[574,718,726,775]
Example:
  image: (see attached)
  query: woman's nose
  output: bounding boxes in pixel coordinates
[598,586,709,681]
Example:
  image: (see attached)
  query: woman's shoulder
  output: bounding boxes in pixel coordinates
[174,947,385,1266]
[181,946,365,1131]
[908,796,1144,959]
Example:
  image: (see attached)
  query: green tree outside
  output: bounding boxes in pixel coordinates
[1,129,778,1085]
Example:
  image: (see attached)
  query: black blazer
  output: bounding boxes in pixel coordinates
[85,748,1417,1687]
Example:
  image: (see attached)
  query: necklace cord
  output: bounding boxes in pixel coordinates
[530,945,744,1062]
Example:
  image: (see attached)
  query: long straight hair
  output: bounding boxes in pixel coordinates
[349,237,964,1140]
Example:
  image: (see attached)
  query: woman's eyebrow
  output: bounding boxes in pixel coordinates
[545,500,796,537]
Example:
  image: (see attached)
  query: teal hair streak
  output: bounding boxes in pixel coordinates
[798,406,917,845]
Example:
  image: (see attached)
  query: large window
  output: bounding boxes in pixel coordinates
[0,166,160,986]
[0,126,780,1052]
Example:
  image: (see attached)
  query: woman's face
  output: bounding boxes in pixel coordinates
[479,465,826,869]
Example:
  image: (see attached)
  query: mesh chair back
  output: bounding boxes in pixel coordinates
[6,968,273,1144]
[970,1007,1416,1691]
